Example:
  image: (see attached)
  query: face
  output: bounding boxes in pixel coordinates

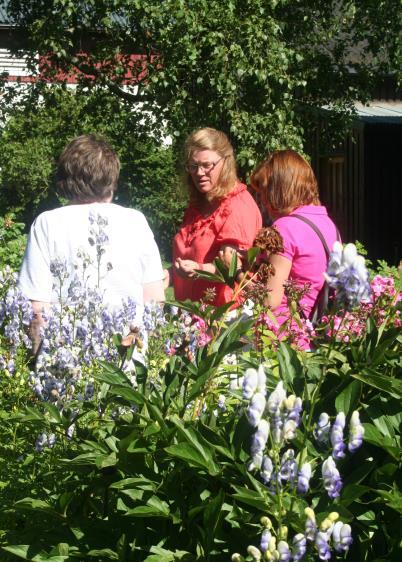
[187,150,225,196]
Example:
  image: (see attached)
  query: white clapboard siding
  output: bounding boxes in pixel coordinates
[0,47,31,76]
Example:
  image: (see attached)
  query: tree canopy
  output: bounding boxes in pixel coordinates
[4,0,400,167]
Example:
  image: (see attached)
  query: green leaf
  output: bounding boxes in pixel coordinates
[375,488,402,514]
[42,402,63,424]
[1,545,69,561]
[108,385,145,405]
[95,452,117,469]
[124,502,169,518]
[165,443,219,475]
[203,489,225,555]
[335,380,362,414]
[341,484,370,506]
[352,370,402,398]
[14,498,62,518]
[231,485,268,512]
[362,423,400,459]
[277,342,302,388]
[95,361,132,386]
[87,549,118,559]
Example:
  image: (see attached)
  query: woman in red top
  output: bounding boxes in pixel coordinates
[169,127,262,306]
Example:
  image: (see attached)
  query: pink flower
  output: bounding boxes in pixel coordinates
[371,275,396,299]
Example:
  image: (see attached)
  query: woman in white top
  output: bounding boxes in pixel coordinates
[18,134,165,353]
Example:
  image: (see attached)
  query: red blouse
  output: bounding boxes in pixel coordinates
[172,183,262,306]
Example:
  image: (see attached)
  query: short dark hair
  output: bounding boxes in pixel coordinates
[56,134,120,202]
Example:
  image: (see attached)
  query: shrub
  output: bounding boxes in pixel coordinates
[0,237,400,562]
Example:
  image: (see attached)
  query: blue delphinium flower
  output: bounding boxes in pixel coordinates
[260,529,272,553]
[279,449,298,484]
[246,392,266,427]
[260,455,274,484]
[304,508,317,541]
[348,410,364,452]
[315,531,331,560]
[292,533,307,561]
[277,540,291,561]
[143,301,166,332]
[35,433,48,453]
[331,412,346,459]
[242,366,266,399]
[324,241,371,309]
[297,462,312,494]
[332,521,353,553]
[322,456,343,498]
[314,412,331,443]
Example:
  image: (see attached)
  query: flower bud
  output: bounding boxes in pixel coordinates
[260,516,272,529]
[278,526,288,539]
[247,545,262,560]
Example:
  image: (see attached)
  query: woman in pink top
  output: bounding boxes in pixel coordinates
[168,127,262,306]
[250,149,339,321]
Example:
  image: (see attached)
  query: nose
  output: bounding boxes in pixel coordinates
[194,165,205,176]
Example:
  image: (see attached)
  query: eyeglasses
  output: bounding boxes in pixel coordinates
[186,157,224,174]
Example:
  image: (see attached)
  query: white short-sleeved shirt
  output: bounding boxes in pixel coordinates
[18,203,164,308]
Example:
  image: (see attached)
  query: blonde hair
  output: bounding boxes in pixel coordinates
[251,149,320,216]
[184,127,238,204]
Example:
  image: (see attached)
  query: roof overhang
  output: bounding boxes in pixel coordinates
[355,101,402,123]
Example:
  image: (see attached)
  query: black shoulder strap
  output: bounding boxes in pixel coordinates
[289,214,340,258]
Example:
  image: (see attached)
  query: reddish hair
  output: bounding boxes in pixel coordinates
[251,149,320,217]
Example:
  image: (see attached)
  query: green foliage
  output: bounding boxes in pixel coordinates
[0,214,26,270]
[0,86,185,259]
[6,0,402,172]
[0,273,401,561]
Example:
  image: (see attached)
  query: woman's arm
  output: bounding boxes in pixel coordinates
[29,300,50,356]
[265,254,292,309]
[143,280,165,303]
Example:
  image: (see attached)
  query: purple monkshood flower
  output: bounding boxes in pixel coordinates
[267,381,286,414]
[49,257,69,280]
[242,368,258,399]
[297,462,312,494]
[35,433,48,453]
[348,411,364,452]
[331,412,346,459]
[324,242,371,309]
[314,412,331,443]
[332,521,353,553]
[247,392,266,427]
[142,301,166,332]
[285,396,303,425]
[277,540,291,562]
[250,419,270,458]
[279,449,298,484]
[292,533,307,561]
[271,412,284,444]
[260,529,272,553]
[315,531,331,560]
[322,456,343,498]
[305,508,317,541]
[260,455,274,484]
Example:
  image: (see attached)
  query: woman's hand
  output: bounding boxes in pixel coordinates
[218,245,242,270]
[174,258,199,278]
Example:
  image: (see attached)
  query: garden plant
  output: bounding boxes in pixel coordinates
[0,214,401,562]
